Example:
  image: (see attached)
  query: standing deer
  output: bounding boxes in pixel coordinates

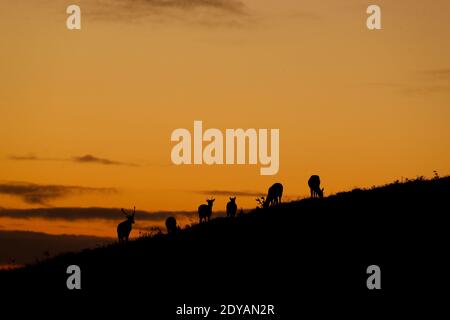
[226,197,237,218]
[198,199,215,223]
[165,216,179,234]
[308,175,324,198]
[117,206,135,243]
[263,183,283,208]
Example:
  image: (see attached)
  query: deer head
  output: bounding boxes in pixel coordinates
[206,199,215,206]
[229,197,236,202]
[318,188,324,198]
[121,206,135,224]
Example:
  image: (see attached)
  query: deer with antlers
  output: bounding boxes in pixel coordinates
[117,206,135,243]
[226,197,237,218]
[198,199,215,223]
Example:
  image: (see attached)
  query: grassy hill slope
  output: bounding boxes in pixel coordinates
[1,177,448,312]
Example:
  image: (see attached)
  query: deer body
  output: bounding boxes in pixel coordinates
[264,183,283,208]
[198,199,215,223]
[308,175,324,198]
[117,207,135,243]
[226,197,237,217]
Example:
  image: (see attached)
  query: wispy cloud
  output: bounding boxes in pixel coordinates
[420,68,450,80]
[93,0,245,19]
[8,154,139,167]
[89,0,247,24]
[72,154,139,167]
[402,85,450,95]
[285,11,321,21]
[8,154,38,161]
[140,0,245,13]
[195,190,264,197]
[106,0,245,13]
[0,182,116,205]
[8,154,61,161]
[0,207,197,221]
[363,72,450,96]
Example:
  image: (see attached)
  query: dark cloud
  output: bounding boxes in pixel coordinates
[8,154,139,167]
[0,207,197,222]
[0,182,116,205]
[0,230,113,266]
[195,190,264,197]
[72,154,138,167]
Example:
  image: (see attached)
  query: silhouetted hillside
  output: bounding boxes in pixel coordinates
[0,230,113,267]
[1,176,449,314]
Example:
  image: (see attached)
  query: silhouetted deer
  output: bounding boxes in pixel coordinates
[165,216,179,234]
[117,206,135,243]
[198,199,215,223]
[226,197,237,217]
[308,175,324,198]
[263,183,283,208]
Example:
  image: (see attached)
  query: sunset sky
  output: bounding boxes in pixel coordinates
[1,0,449,264]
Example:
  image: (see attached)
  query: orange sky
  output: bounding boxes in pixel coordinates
[1,0,450,240]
